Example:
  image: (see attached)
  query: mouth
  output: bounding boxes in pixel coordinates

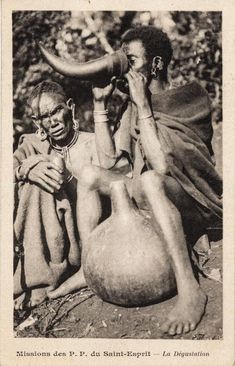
[50,127,65,137]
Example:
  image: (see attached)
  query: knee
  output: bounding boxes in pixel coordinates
[141,170,165,191]
[79,164,100,189]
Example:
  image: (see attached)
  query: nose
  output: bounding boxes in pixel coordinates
[49,115,58,127]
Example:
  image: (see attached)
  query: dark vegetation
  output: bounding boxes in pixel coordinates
[13,11,222,150]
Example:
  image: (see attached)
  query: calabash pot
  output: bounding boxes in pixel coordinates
[82,181,176,306]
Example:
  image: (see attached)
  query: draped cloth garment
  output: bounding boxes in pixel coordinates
[114,81,222,229]
[14,132,98,296]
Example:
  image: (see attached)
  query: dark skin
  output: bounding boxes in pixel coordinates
[14,92,77,310]
[48,39,207,336]
[26,93,75,194]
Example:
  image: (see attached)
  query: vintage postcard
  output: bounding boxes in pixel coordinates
[1,0,235,365]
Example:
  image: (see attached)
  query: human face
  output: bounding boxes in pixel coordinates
[31,92,73,142]
[122,40,150,78]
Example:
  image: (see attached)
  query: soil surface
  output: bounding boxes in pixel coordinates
[14,123,222,340]
[14,241,222,340]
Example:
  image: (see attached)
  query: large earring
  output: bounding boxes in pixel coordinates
[71,104,79,131]
[151,56,164,79]
[67,98,80,131]
[72,117,80,131]
[35,127,47,141]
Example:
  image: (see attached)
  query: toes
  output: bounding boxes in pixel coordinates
[183,321,190,333]
[168,322,178,336]
[47,285,56,292]
[47,290,58,299]
[14,300,21,310]
[176,323,183,335]
[161,320,172,333]
[14,293,26,310]
[14,302,20,310]
[47,285,66,299]
[190,321,196,331]
[30,288,48,306]
[47,270,87,299]
[167,320,197,334]
[25,300,32,309]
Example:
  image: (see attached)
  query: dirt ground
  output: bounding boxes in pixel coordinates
[14,241,222,340]
[14,123,223,340]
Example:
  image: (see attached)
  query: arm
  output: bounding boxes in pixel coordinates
[14,140,64,193]
[125,70,169,174]
[92,82,123,169]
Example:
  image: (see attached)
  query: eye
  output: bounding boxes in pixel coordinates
[128,58,136,66]
[51,105,64,116]
[56,105,63,112]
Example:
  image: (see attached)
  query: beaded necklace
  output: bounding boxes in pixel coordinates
[49,130,79,183]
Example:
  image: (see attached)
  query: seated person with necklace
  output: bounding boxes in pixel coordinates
[14,80,99,309]
[47,26,222,336]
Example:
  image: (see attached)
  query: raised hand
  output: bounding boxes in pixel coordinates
[124,69,149,108]
[92,79,116,108]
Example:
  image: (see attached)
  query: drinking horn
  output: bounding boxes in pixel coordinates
[39,42,129,80]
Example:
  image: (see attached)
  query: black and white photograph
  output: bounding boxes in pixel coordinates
[1,1,235,366]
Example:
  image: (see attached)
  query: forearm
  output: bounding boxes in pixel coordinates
[93,101,118,169]
[13,154,53,183]
[14,156,44,183]
[137,103,168,174]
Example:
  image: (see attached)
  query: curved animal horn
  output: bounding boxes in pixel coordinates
[39,42,129,80]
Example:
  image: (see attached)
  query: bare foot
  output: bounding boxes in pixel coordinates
[26,288,48,308]
[14,288,49,310]
[14,292,26,310]
[161,286,207,335]
[47,268,87,299]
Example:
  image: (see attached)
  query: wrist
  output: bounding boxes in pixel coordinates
[137,105,152,119]
[93,109,109,124]
[16,164,32,182]
[15,166,27,182]
[16,157,45,182]
[93,100,107,111]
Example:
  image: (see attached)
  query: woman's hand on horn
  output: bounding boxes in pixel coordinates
[92,79,116,108]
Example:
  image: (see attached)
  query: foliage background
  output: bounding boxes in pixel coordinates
[13,11,222,150]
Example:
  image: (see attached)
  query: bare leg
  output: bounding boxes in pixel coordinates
[48,165,131,299]
[141,170,207,335]
[14,287,48,309]
[77,165,132,242]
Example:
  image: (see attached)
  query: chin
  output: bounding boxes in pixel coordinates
[51,132,69,142]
